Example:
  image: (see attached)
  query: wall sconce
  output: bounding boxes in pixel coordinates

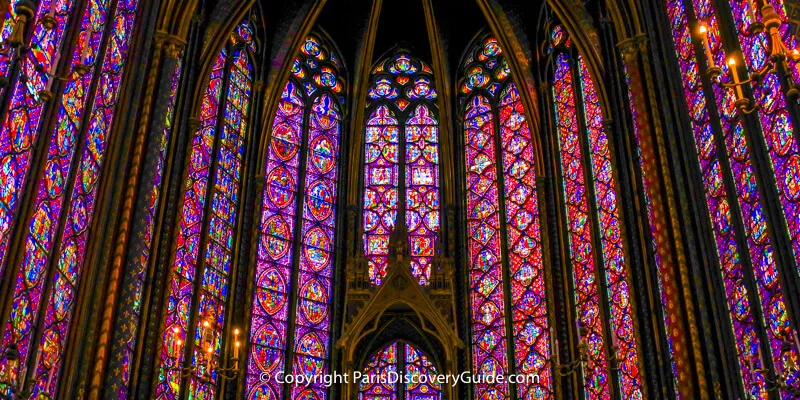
[7,1,35,49]
[551,320,591,377]
[168,316,240,384]
[0,344,36,400]
[746,339,800,397]
[695,1,800,113]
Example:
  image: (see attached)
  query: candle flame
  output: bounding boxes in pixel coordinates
[207,346,214,354]
[698,24,708,34]
[172,326,179,333]
[234,328,240,335]
[176,339,182,346]
[236,341,241,347]
[203,320,210,327]
[728,57,736,66]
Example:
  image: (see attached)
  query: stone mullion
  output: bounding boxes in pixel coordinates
[599,19,662,398]
[617,35,701,399]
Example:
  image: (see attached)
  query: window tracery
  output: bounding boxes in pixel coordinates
[363,51,440,286]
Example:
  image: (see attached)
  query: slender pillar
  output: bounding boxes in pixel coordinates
[617,34,706,399]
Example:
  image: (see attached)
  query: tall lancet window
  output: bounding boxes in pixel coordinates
[548,34,643,398]
[362,51,440,286]
[245,34,345,400]
[458,36,552,399]
[0,0,142,396]
[663,0,800,397]
[155,21,255,399]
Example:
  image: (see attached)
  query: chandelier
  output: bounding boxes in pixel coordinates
[168,315,241,383]
[696,0,800,113]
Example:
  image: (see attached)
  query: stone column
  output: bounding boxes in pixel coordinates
[618,34,707,399]
[88,32,186,400]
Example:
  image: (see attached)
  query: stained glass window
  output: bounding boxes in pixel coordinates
[459,36,551,399]
[0,0,81,277]
[549,40,642,398]
[0,0,141,396]
[155,20,255,400]
[358,341,443,400]
[363,51,440,286]
[245,33,344,400]
[662,0,800,397]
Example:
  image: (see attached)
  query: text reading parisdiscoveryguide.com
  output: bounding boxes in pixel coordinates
[258,371,541,388]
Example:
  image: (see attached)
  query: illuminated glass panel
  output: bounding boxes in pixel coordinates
[577,56,642,398]
[460,36,552,399]
[187,48,252,399]
[552,53,610,400]
[463,95,509,399]
[363,52,439,286]
[0,0,113,377]
[291,94,341,400]
[359,343,398,400]
[155,49,226,400]
[245,79,301,400]
[724,10,800,390]
[246,34,344,400]
[247,81,305,399]
[0,0,79,276]
[664,0,769,396]
[728,1,800,275]
[404,344,441,399]
[0,0,140,396]
[363,105,399,285]
[358,342,443,400]
[405,104,439,285]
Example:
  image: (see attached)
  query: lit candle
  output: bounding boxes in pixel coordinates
[794,331,800,352]
[80,29,92,65]
[206,345,214,373]
[45,366,55,394]
[747,0,757,21]
[233,328,240,359]
[698,24,717,71]
[171,327,180,356]
[234,341,241,368]
[202,319,212,346]
[728,57,746,102]
[175,339,182,361]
